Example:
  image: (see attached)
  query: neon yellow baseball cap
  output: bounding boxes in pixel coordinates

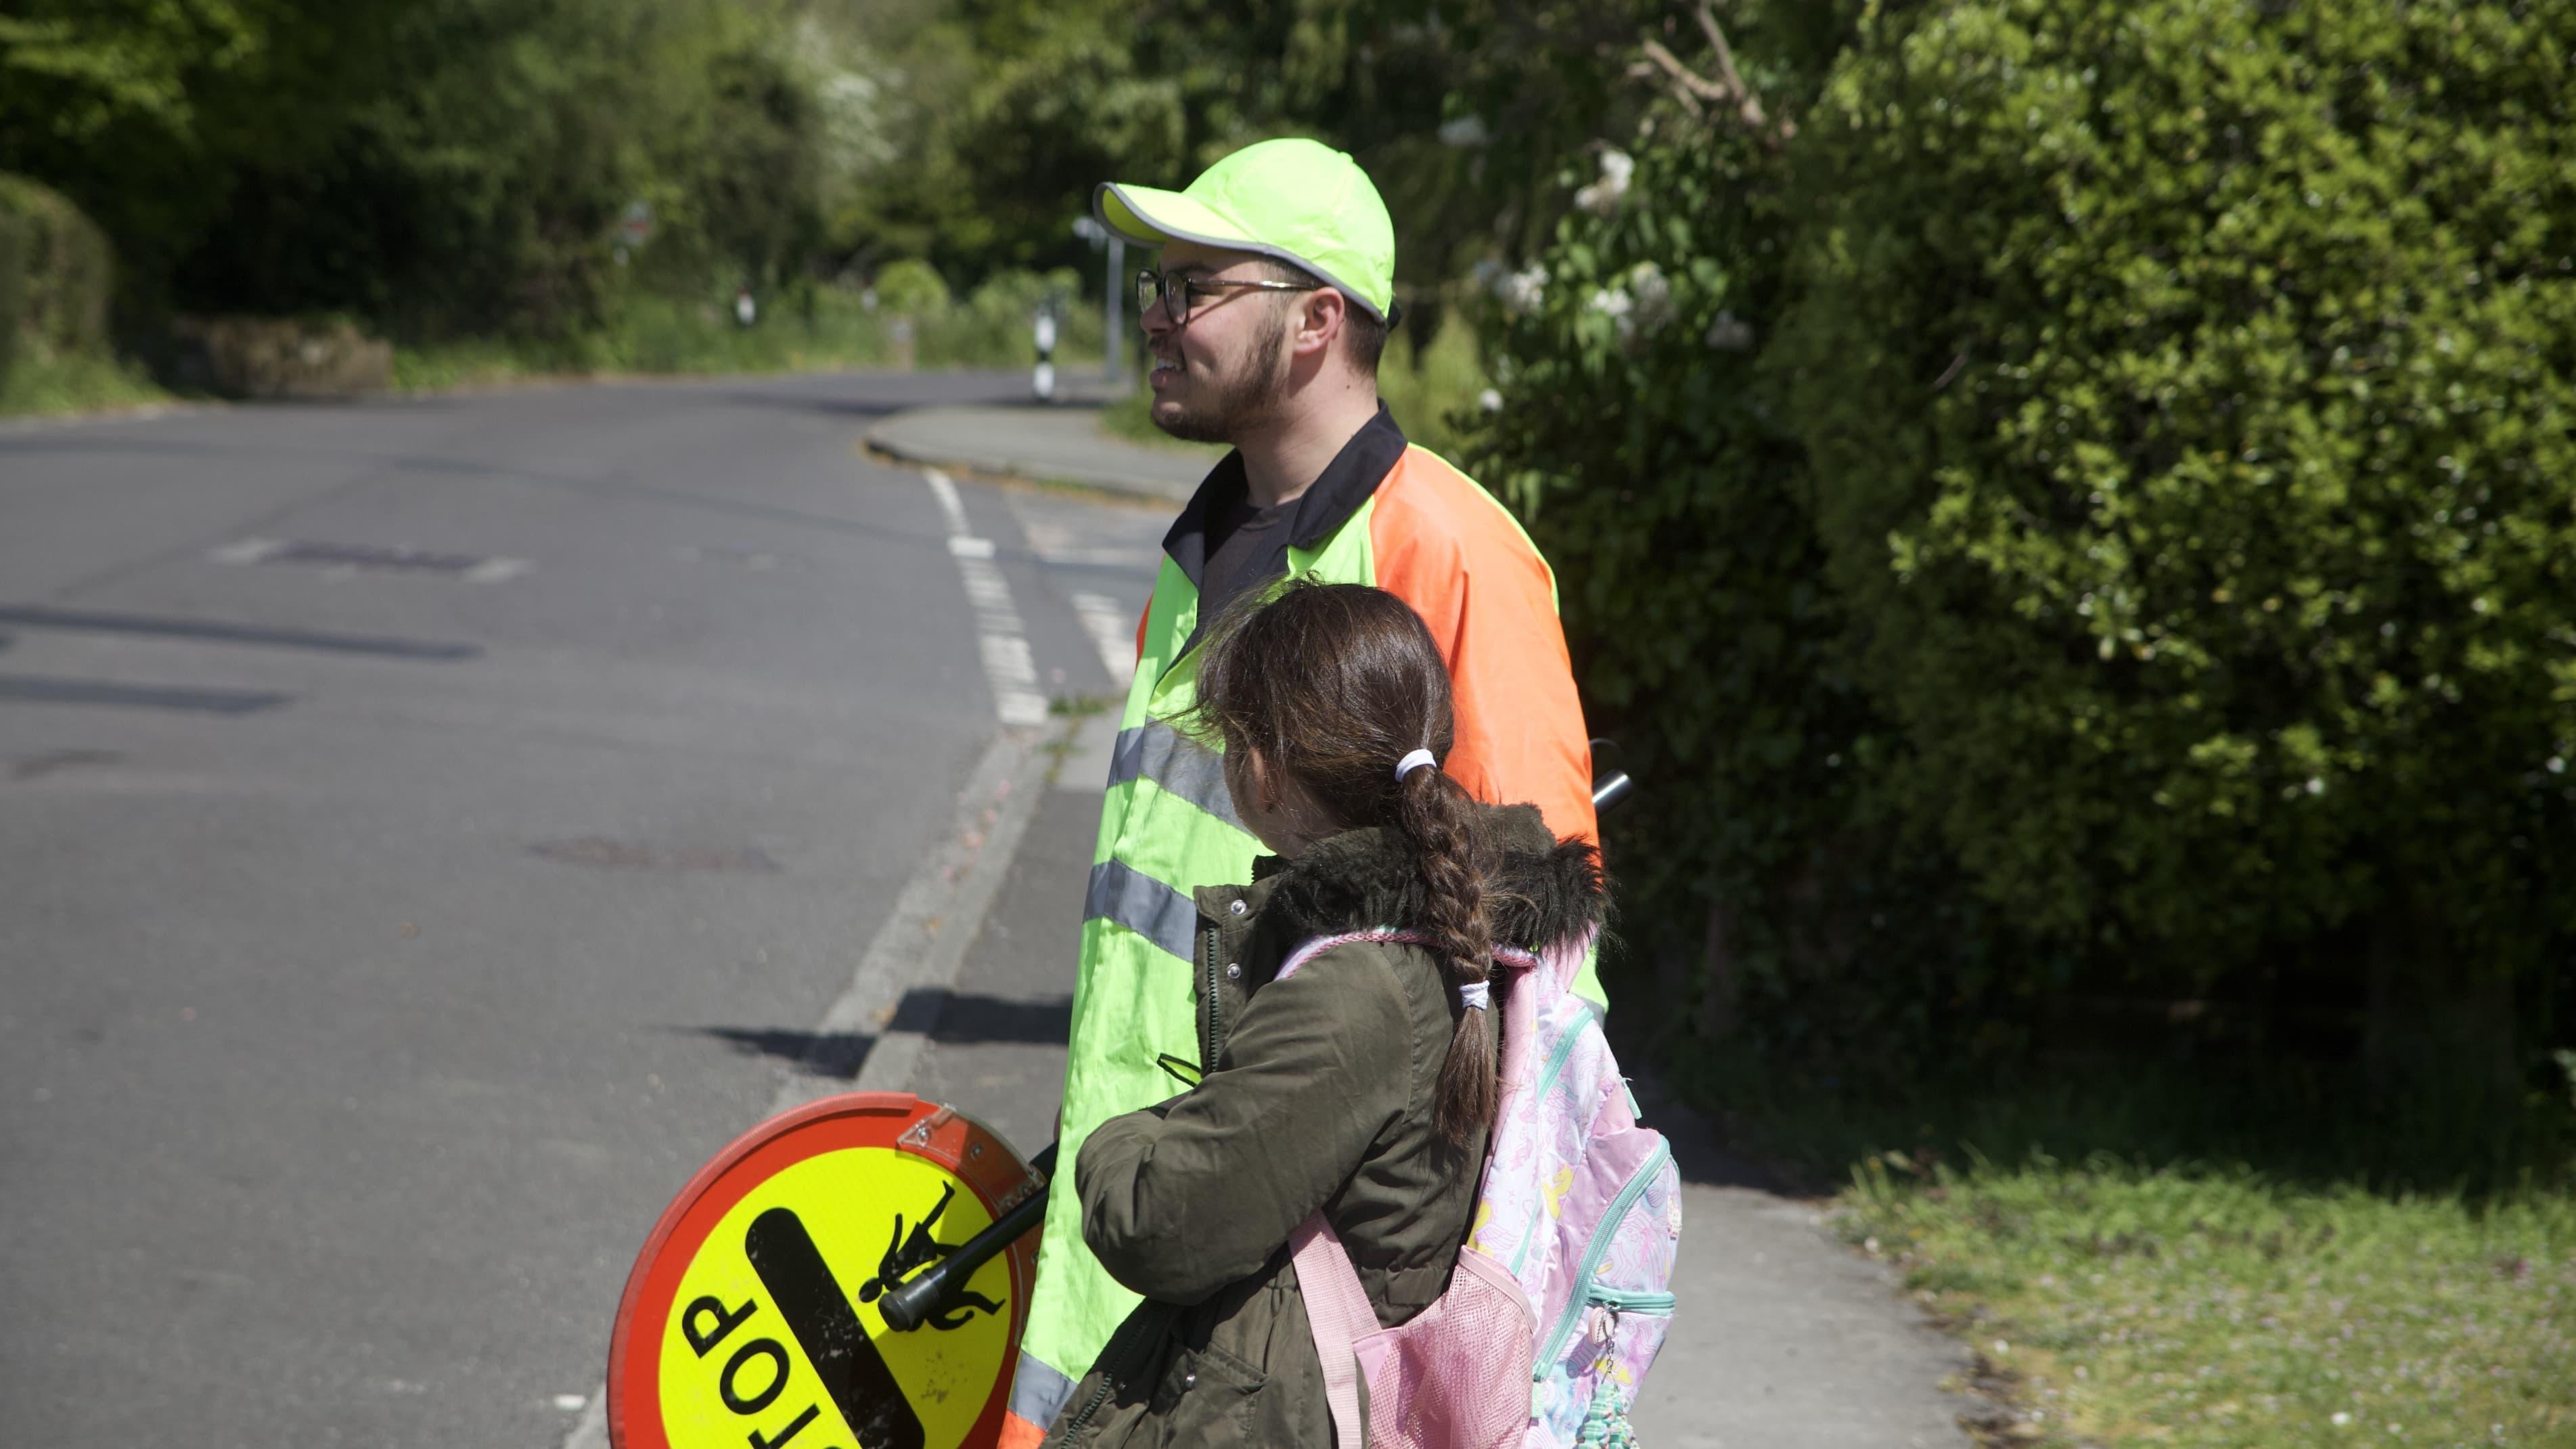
[1094,137,1397,322]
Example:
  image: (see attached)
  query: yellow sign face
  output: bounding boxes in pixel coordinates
[656,1146,1015,1449]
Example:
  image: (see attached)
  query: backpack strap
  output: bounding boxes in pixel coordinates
[1289,1211,1378,1449]
[1275,929,1547,1446]
[1274,927,1434,983]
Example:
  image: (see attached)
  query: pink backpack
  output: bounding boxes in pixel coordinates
[1275,928,1682,1448]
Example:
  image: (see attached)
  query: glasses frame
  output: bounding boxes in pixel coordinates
[1135,267,1321,326]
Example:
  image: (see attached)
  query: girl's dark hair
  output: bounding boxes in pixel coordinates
[1189,581,1497,1144]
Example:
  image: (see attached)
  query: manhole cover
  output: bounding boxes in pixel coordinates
[210,537,528,583]
[530,837,781,873]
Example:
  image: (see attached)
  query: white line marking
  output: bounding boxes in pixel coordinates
[463,557,531,585]
[551,508,1077,1449]
[773,717,1063,1112]
[925,472,1049,726]
[924,468,970,534]
[557,1388,606,1449]
[1070,592,1137,687]
[206,537,286,566]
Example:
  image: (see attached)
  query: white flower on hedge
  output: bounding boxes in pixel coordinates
[1437,114,1491,148]
[1574,149,1635,216]
[1587,285,1637,342]
[1706,309,1756,352]
[1478,387,1504,413]
[1488,262,1547,315]
[1629,261,1675,332]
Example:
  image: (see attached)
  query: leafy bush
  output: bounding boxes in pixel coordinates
[388,271,1100,388]
[1776,0,2576,1045]
[0,176,112,354]
[0,174,146,410]
[1468,5,1976,1075]
[1481,0,2576,1096]
[871,259,953,317]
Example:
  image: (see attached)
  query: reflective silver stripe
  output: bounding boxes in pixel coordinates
[1009,1347,1078,1429]
[1108,721,1244,830]
[1083,858,1198,963]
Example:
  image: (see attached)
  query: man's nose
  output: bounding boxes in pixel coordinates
[1140,298,1175,337]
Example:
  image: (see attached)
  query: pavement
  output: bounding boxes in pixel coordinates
[0,368,1973,1448]
[864,383,1219,505]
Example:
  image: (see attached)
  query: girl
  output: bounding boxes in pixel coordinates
[1041,581,1607,1447]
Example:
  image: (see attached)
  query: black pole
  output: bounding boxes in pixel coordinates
[879,1143,1056,1333]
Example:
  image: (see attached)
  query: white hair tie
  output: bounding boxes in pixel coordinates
[1458,979,1491,1011]
[1395,748,1438,782]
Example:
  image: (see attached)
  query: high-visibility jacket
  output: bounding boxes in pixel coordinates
[1003,407,1601,1444]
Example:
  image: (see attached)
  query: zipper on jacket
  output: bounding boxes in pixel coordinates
[1199,922,1224,1072]
[1060,1303,1172,1439]
[1534,1140,1674,1375]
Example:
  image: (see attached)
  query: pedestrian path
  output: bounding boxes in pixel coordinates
[866,397,1215,505]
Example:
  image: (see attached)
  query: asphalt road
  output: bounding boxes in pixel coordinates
[0,374,1169,1449]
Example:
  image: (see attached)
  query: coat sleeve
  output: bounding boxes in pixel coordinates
[1075,946,1411,1307]
[1371,453,1598,847]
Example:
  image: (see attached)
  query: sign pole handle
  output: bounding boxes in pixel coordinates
[879,1142,1058,1333]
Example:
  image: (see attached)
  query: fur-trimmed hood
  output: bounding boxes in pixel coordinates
[1248,802,1608,952]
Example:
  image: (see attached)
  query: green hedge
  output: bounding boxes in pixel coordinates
[1470,3,1959,1074]
[1479,0,2576,1093]
[0,175,117,391]
[1780,0,2576,1015]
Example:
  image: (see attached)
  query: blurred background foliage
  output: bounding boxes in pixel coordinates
[5,0,2573,1193]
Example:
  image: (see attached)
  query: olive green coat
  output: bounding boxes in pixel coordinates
[1039,805,1605,1448]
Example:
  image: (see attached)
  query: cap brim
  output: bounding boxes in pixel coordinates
[1091,181,1392,323]
[1094,183,1253,250]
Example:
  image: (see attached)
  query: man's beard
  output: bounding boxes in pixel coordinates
[1154,307,1290,444]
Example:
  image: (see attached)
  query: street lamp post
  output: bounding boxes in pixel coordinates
[1072,217,1128,391]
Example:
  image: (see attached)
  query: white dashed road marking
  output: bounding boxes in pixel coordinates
[925,469,1049,727]
[1069,592,1137,688]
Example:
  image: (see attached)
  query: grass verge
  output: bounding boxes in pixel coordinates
[1844,1156,2575,1446]
[1,347,177,417]
[1681,1052,2576,1446]
[392,290,1104,392]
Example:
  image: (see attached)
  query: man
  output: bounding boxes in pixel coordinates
[1005,136,1602,1445]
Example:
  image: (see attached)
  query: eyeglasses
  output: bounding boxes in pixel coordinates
[1135,267,1320,326]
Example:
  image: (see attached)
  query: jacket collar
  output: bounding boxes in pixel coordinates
[1199,804,1608,956]
[1161,403,1410,587]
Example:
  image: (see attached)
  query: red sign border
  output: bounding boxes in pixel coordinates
[606,1092,1034,1449]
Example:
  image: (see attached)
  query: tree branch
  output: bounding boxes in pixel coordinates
[1632,2,1793,150]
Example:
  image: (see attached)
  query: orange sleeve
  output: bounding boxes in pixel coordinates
[1372,451,1598,845]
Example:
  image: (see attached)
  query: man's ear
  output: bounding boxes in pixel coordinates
[1289,286,1345,361]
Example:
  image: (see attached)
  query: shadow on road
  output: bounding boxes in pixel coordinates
[0,604,481,662]
[696,989,1076,1079]
[0,675,293,715]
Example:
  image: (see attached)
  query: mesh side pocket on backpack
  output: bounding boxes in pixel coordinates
[1356,1249,1535,1449]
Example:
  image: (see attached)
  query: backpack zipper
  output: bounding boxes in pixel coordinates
[1507,1023,1601,1277]
[1534,1140,1674,1375]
